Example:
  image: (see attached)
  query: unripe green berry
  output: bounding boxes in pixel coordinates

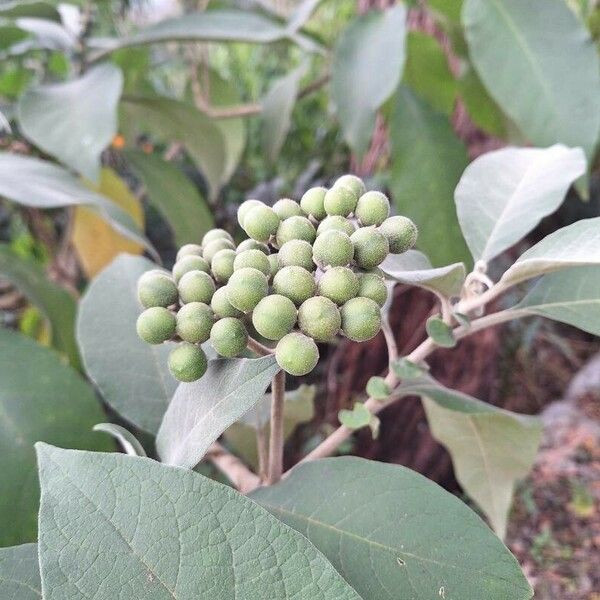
[278,239,315,271]
[298,296,341,342]
[136,307,176,344]
[176,302,213,344]
[178,270,216,304]
[203,238,235,264]
[202,228,233,246]
[273,198,303,220]
[355,191,390,226]
[137,270,178,308]
[243,205,280,242]
[378,216,418,254]
[318,266,359,305]
[210,317,248,357]
[210,248,236,283]
[275,332,319,376]
[350,227,389,269]
[273,266,316,306]
[236,239,270,254]
[334,174,366,199]
[313,230,353,268]
[233,249,270,276]
[252,294,297,340]
[300,187,327,220]
[172,255,210,283]
[357,273,388,307]
[268,254,279,281]
[324,185,358,217]
[168,343,207,382]
[341,297,382,342]
[211,286,244,318]
[226,267,269,312]
[176,243,203,262]
[237,199,262,228]
[317,215,356,237]
[275,216,316,247]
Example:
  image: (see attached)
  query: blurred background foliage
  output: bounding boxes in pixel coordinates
[1,1,600,583]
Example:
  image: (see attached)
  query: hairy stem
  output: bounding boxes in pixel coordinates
[256,426,269,481]
[267,370,286,485]
[206,442,260,493]
[247,337,274,356]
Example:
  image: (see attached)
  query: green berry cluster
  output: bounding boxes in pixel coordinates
[135,175,417,382]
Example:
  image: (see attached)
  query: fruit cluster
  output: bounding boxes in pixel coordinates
[136,175,417,382]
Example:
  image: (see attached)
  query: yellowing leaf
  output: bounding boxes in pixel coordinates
[72,168,144,277]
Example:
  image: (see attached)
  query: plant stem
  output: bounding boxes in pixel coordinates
[256,426,269,481]
[247,337,274,356]
[267,370,286,484]
[206,442,260,493]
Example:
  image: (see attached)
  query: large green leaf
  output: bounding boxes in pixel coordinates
[389,86,470,267]
[0,1,60,20]
[125,150,214,245]
[157,355,280,468]
[36,444,360,599]
[0,153,155,257]
[501,217,600,285]
[332,4,407,156]
[121,96,226,200]
[77,254,177,434]
[261,63,305,163]
[0,544,41,599]
[18,64,123,182]
[253,457,532,600]
[0,329,110,546]
[463,0,600,162]
[380,249,465,298]
[455,145,586,262]
[399,379,542,539]
[403,31,456,115]
[515,266,600,335]
[0,245,79,367]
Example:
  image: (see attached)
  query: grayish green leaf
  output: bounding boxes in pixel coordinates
[516,266,600,335]
[455,145,586,262]
[93,423,147,457]
[501,217,600,285]
[391,357,428,380]
[0,244,79,367]
[463,0,600,161]
[36,444,360,599]
[380,249,466,298]
[399,379,542,538]
[261,63,305,163]
[366,376,390,399]
[77,254,177,434]
[287,0,323,31]
[426,316,456,347]
[125,150,214,245]
[253,457,533,600]
[157,355,280,468]
[0,153,155,257]
[0,2,59,20]
[390,86,470,267]
[14,18,76,51]
[18,64,122,181]
[0,329,110,546]
[121,96,226,200]
[332,4,407,156]
[0,543,41,599]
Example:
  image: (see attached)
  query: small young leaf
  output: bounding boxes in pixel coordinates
[366,376,390,400]
[338,402,372,430]
[391,357,428,380]
[92,424,147,457]
[426,315,457,347]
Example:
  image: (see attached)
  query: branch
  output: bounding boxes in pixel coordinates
[206,442,261,493]
[247,337,274,356]
[267,370,286,484]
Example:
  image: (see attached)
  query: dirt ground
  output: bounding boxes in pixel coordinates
[506,357,600,599]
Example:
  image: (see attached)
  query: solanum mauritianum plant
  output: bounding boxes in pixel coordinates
[2,143,599,599]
